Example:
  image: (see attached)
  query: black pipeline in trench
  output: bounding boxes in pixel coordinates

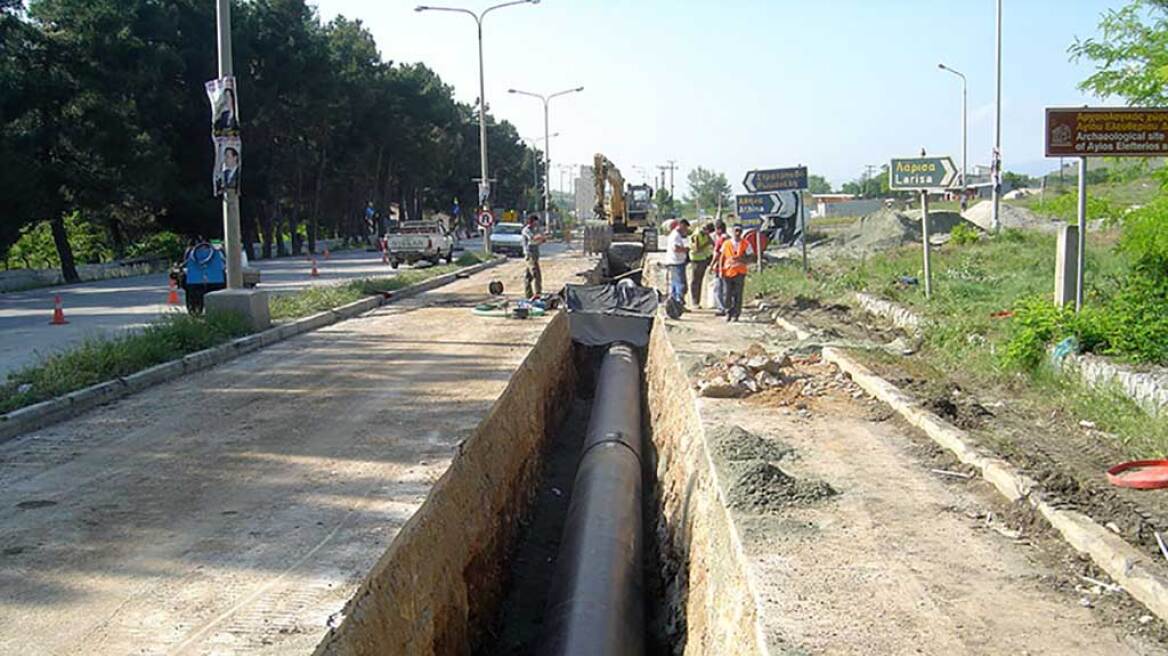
[476,342,668,656]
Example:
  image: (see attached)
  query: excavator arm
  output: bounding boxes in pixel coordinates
[593,153,627,228]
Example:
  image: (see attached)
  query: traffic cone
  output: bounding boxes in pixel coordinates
[167,278,181,305]
[381,250,389,265]
[323,244,331,260]
[50,295,68,325]
[310,258,320,278]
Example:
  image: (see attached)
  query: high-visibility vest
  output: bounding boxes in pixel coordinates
[720,239,749,278]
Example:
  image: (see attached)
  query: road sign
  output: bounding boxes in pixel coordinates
[1046,107,1168,157]
[735,193,781,219]
[476,209,495,228]
[888,157,958,190]
[743,166,808,193]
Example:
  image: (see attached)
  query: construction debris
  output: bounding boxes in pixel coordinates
[694,343,868,404]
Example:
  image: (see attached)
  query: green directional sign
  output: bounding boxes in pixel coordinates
[889,156,958,190]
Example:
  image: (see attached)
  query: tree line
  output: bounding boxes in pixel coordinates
[0,0,541,281]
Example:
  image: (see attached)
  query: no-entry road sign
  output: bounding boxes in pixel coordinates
[889,157,957,190]
[1046,107,1168,157]
[743,166,808,193]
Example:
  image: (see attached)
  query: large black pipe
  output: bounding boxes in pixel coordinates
[540,342,645,656]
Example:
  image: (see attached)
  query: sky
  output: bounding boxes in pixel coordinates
[310,0,1123,193]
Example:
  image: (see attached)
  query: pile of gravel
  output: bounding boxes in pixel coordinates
[962,200,1060,232]
[725,460,837,513]
[834,208,981,254]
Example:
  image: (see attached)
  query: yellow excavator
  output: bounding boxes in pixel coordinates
[593,153,658,251]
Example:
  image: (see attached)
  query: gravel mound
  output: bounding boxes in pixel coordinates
[710,425,792,462]
[725,460,837,513]
[962,200,1061,232]
[834,208,981,254]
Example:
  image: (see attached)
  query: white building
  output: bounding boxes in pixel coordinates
[574,165,596,220]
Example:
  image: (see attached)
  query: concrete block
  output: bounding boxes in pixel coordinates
[1054,224,1079,308]
[205,288,271,331]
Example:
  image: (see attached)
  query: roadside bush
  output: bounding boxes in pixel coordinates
[1032,192,1117,222]
[7,212,112,269]
[126,231,186,263]
[1002,296,1108,370]
[950,222,980,246]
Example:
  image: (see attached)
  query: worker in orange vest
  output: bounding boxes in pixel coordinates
[719,224,751,322]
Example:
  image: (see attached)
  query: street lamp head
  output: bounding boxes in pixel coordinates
[574,86,584,92]
[529,0,540,4]
[507,88,517,93]
[415,6,428,12]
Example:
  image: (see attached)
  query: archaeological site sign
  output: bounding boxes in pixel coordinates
[1046,107,1168,157]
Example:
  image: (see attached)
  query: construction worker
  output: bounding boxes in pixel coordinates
[711,220,728,316]
[719,224,751,322]
[689,222,714,307]
[665,219,690,308]
[522,214,546,299]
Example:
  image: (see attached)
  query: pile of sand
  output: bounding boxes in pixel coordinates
[962,200,1060,232]
[833,208,982,254]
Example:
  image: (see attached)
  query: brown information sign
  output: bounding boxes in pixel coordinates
[1046,107,1168,157]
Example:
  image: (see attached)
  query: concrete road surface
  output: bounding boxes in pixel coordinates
[0,250,592,655]
[0,239,522,382]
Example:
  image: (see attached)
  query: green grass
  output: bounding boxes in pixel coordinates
[746,228,1168,457]
[269,264,461,321]
[0,312,253,414]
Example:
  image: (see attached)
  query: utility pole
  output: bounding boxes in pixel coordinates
[657,160,678,210]
[216,0,242,290]
[991,0,1003,232]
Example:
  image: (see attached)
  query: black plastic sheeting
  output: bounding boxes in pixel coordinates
[562,283,658,348]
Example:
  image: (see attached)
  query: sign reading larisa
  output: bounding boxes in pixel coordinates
[1046,107,1168,157]
[889,157,957,190]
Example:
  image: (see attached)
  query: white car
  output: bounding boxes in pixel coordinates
[489,222,525,258]
[385,222,455,268]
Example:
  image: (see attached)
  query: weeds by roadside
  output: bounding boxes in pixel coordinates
[268,265,460,320]
[0,312,252,414]
[748,228,1168,457]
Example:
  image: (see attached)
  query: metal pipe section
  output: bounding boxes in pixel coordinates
[540,342,645,656]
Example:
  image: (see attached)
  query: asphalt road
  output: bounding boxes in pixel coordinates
[0,238,523,383]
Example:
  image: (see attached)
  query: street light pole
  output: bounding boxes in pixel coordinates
[938,63,968,206]
[509,86,583,227]
[991,0,1003,232]
[416,0,538,210]
[524,133,558,212]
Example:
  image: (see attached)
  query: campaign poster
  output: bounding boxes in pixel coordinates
[205,76,240,137]
[213,137,242,196]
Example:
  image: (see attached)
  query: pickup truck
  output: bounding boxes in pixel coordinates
[385,222,455,268]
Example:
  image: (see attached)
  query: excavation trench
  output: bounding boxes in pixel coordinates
[315,255,764,656]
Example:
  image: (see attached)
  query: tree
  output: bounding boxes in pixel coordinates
[654,187,676,217]
[1071,0,1168,106]
[1002,171,1033,190]
[806,174,832,194]
[686,166,730,214]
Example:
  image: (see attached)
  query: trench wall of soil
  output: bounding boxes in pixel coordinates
[644,314,768,655]
[313,311,575,656]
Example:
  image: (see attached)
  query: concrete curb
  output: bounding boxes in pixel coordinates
[0,257,505,443]
[821,344,1168,623]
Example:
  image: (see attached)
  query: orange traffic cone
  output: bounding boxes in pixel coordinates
[167,278,181,305]
[310,258,320,278]
[50,294,68,325]
[323,244,331,260]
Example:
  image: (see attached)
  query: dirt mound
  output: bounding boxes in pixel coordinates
[962,200,1061,232]
[710,425,792,462]
[834,208,981,254]
[725,460,836,513]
